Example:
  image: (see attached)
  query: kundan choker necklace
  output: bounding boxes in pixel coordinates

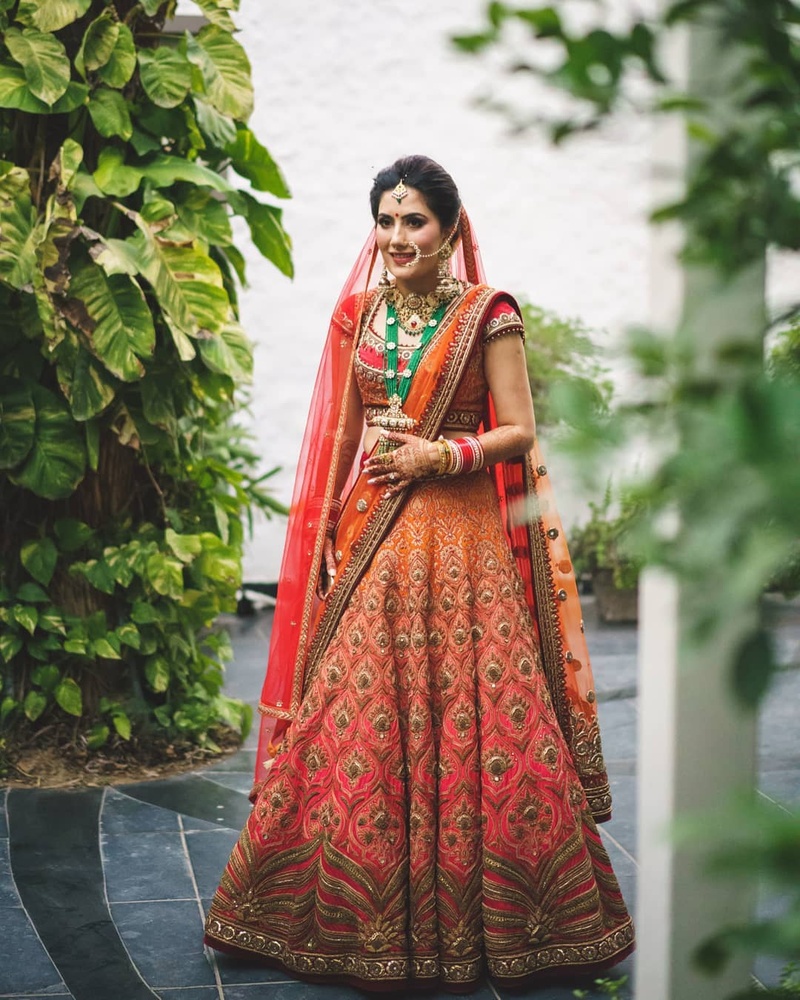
[383,286,455,336]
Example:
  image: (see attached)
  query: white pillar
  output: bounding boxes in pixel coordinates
[635,14,763,1000]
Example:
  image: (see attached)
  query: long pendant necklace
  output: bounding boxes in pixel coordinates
[383,298,447,407]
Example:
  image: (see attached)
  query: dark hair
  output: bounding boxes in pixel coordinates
[369,155,461,230]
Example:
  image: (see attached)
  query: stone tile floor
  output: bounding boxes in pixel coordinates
[1,595,798,1000]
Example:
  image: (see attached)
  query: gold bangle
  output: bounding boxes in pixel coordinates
[436,439,450,476]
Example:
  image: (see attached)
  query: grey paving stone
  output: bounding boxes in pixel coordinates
[202,772,253,796]
[156,990,220,999]
[181,814,232,832]
[0,906,66,995]
[222,986,362,1000]
[601,775,637,858]
[595,700,638,763]
[213,950,298,987]
[758,770,800,808]
[0,838,19,907]
[184,829,239,899]
[600,829,638,876]
[759,669,800,764]
[111,900,215,989]
[205,748,257,774]
[102,831,196,903]
[101,787,181,835]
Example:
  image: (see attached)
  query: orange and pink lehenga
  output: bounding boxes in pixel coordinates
[204,224,634,992]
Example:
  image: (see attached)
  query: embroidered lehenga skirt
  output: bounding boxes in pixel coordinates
[204,472,634,990]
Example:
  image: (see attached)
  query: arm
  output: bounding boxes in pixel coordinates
[475,329,536,462]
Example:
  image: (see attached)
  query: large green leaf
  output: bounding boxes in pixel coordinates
[164,313,196,360]
[68,257,155,381]
[93,148,236,199]
[198,321,253,380]
[138,46,193,108]
[54,517,94,552]
[75,12,119,78]
[139,153,235,193]
[91,21,133,87]
[0,376,35,468]
[188,26,253,121]
[4,28,71,106]
[174,188,232,246]
[90,235,144,277]
[9,383,85,499]
[0,634,23,663]
[146,551,184,598]
[226,127,290,198]
[126,223,230,338]
[92,147,142,197]
[235,192,293,277]
[145,655,170,692]
[0,164,36,289]
[87,87,133,140]
[190,0,237,31]
[194,96,237,148]
[196,533,240,587]
[0,60,87,113]
[54,677,82,716]
[24,690,47,722]
[56,334,117,419]
[16,0,91,32]
[20,537,58,586]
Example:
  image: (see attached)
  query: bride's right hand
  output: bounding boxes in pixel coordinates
[317,535,338,599]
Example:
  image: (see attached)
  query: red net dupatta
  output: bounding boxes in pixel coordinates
[254,233,379,775]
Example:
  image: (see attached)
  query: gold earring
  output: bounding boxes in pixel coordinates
[378,267,391,287]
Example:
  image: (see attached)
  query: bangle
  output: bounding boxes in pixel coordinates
[446,437,485,475]
[435,439,450,476]
[325,498,342,537]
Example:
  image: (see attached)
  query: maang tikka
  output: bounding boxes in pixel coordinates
[391,178,408,203]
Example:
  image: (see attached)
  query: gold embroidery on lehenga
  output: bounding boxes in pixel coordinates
[206,469,632,990]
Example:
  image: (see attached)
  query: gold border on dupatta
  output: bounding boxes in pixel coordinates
[523,454,612,821]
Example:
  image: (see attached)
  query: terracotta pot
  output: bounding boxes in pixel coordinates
[592,568,639,623]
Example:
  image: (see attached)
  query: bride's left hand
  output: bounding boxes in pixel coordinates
[363,432,438,495]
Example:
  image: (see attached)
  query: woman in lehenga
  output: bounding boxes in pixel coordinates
[204,155,634,992]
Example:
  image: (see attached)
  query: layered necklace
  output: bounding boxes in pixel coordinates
[382,285,460,404]
[373,281,462,452]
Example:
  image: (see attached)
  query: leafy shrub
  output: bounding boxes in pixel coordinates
[520,300,613,429]
[568,484,644,591]
[0,0,290,752]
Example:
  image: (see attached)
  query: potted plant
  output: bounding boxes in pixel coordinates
[569,485,643,623]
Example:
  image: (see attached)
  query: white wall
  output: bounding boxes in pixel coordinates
[176,0,798,582]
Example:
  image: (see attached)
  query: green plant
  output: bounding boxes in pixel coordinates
[0,0,291,754]
[573,974,629,998]
[569,484,644,591]
[519,299,612,429]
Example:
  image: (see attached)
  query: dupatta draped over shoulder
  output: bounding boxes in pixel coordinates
[255,223,612,823]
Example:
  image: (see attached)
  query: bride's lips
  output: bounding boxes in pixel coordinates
[391,253,415,264]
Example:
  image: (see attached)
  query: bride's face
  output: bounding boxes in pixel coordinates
[375,187,444,288]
